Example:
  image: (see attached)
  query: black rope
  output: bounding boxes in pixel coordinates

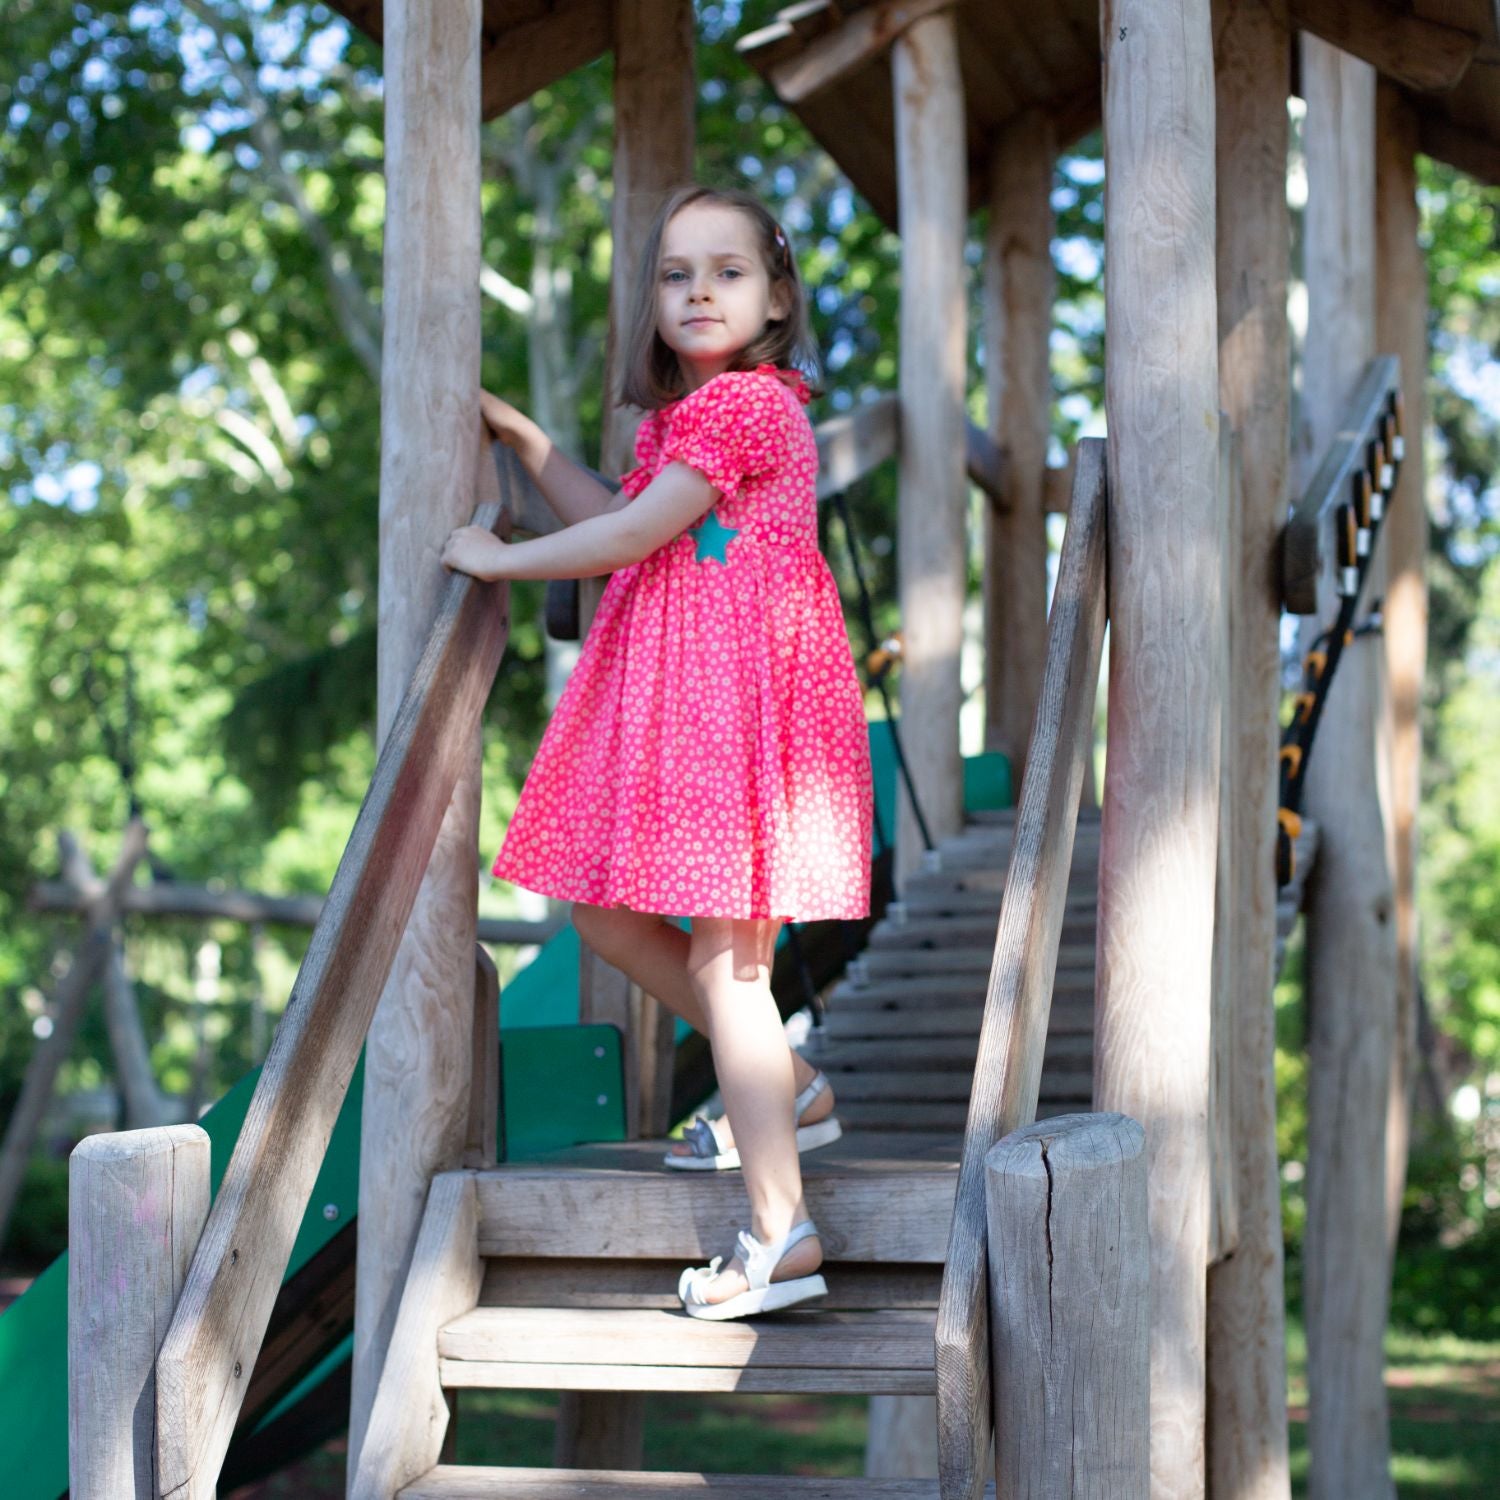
[1276,393,1403,887]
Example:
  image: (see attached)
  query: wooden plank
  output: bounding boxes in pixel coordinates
[1375,79,1427,1260]
[935,442,1109,1500]
[1206,3,1296,1490]
[155,488,511,1497]
[986,1113,1149,1496]
[464,946,500,1169]
[439,1305,937,1370]
[400,1467,994,1498]
[1208,423,1242,1266]
[1298,36,1397,1500]
[769,0,957,103]
[347,1,488,1483]
[816,394,900,498]
[893,5,968,889]
[473,1163,956,1262]
[479,1258,942,1311]
[440,1361,938,1395]
[350,1173,483,1498]
[983,108,1056,783]
[1094,2,1221,1493]
[478,0,611,119]
[69,1126,210,1500]
[1288,0,1480,93]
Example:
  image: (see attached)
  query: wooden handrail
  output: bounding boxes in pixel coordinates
[1281,354,1402,615]
[153,440,517,1499]
[933,438,1109,1500]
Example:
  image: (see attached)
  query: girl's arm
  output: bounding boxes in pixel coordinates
[481,388,614,527]
[442,461,719,581]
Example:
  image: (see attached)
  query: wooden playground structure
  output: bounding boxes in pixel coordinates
[54,1,1500,1497]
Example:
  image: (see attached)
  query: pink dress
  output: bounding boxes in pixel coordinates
[490,364,873,922]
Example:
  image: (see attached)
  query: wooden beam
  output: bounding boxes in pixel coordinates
[349,3,486,1481]
[69,1126,210,1500]
[478,0,611,119]
[350,1173,483,1496]
[1094,3,1222,1497]
[892,5,968,891]
[1416,101,1500,186]
[768,0,956,104]
[1298,34,1397,1500]
[934,441,1109,1500]
[1376,78,1428,1263]
[1288,0,1479,94]
[28,879,567,946]
[964,420,1005,504]
[1206,3,1295,1492]
[982,108,1056,782]
[986,1113,1149,1497]
[815,394,901,499]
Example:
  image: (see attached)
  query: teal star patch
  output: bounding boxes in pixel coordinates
[687,507,740,565]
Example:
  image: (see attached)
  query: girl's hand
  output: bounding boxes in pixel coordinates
[441,525,510,581]
[479,387,532,450]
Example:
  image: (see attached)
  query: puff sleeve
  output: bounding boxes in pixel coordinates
[657,370,794,498]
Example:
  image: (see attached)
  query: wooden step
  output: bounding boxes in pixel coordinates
[888,888,1097,919]
[803,1033,1093,1071]
[472,1136,956,1263]
[437,1304,936,1394]
[401,1468,992,1498]
[828,974,1095,1008]
[820,1005,1094,1041]
[866,917,1099,950]
[854,947,1097,979]
[825,1068,1093,1104]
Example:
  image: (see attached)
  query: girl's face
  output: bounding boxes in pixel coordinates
[655,201,791,393]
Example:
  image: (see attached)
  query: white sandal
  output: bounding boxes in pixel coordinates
[677,1219,827,1321]
[663,1071,843,1171]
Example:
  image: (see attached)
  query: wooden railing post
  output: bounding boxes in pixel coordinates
[986,1113,1149,1498]
[69,1126,210,1499]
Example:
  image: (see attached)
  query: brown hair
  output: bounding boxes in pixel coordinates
[618,184,822,410]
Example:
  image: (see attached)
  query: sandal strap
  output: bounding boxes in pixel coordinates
[735,1218,821,1291]
[680,1116,729,1159]
[794,1071,828,1120]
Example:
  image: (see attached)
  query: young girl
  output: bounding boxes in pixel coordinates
[440,184,873,1321]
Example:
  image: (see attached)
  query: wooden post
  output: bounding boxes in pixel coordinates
[551,2,694,1472]
[1298,34,1396,1500]
[1094,2,1221,1496]
[1206,3,1294,1494]
[982,109,1056,784]
[892,2,967,892]
[986,1112,1150,1498]
[68,1125,210,1499]
[351,0,484,1480]
[1374,79,1427,1260]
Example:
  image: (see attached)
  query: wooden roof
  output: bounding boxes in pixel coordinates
[325,1,1497,200]
[736,1,1499,218]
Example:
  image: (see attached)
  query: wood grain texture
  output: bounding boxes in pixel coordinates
[1288,0,1481,92]
[769,0,957,103]
[154,491,510,1494]
[478,0,611,119]
[1374,80,1427,1260]
[351,3,486,1480]
[69,1126,209,1500]
[400,1466,998,1498]
[1298,35,1397,1500]
[935,442,1108,1500]
[986,1113,1149,1497]
[1095,2,1222,1494]
[474,1162,955,1263]
[464,946,500,1169]
[982,109,1057,780]
[1206,4,1296,1492]
[350,1173,482,1499]
[893,7,968,891]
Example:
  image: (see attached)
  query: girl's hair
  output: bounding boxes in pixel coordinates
[619,184,822,410]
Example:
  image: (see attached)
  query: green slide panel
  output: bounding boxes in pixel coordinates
[0,720,1008,1497]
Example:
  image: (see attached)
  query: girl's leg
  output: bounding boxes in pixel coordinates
[570,903,833,1155]
[680,914,822,1303]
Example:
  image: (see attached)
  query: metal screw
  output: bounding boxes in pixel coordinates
[233,1361,242,1380]
[596,1093,609,1106]
[594,1045,605,1059]
[323,1203,340,1222]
